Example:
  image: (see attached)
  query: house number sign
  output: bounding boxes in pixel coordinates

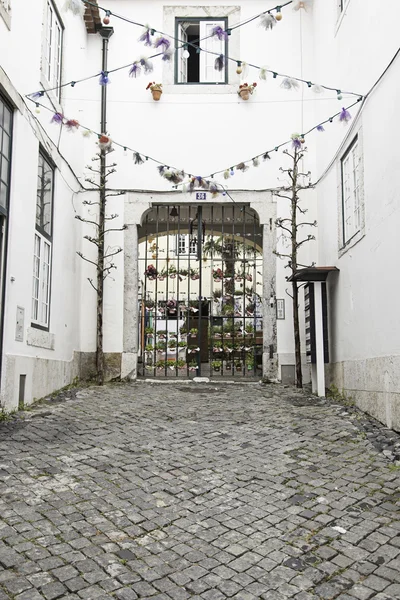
[196,192,207,200]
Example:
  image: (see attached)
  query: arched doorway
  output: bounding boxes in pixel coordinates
[138,203,264,378]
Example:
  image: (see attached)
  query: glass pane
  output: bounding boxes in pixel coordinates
[2,131,10,157]
[0,102,3,126]
[0,183,6,209]
[1,158,9,185]
[36,153,53,235]
[3,105,11,134]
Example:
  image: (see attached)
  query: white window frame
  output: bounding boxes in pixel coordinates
[42,0,63,95]
[32,232,52,329]
[176,18,227,85]
[176,234,198,256]
[162,5,240,94]
[32,150,54,329]
[338,130,365,255]
[0,0,11,29]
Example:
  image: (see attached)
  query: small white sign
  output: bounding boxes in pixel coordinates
[276,299,285,320]
[16,306,24,342]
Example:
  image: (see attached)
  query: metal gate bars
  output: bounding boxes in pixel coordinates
[138,204,263,378]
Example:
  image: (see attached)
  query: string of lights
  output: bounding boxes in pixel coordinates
[27,0,363,100]
[27,95,363,194]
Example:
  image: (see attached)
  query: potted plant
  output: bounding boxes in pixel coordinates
[225,362,232,371]
[144,264,157,280]
[188,360,198,372]
[177,359,186,370]
[178,340,187,349]
[168,339,177,349]
[238,82,257,101]
[244,323,254,335]
[213,341,223,354]
[222,304,234,317]
[213,268,223,282]
[179,326,187,336]
[211,326,222,339]
[246,302,256,316]
[212,360,222,372]
[189,328,198,338]
[144,326,154,336]
[190,268,200,281]
[145,344,154,352]
[156,341,167,352]
[246,356,255,372]
[188,345,199,354]
[157,330,167,339]
[156,359,166,370]
[166,299,177,313]
[213,289,222,302]
[179,268,189,278]
[166,359,176,371]
[168,266,177,279]
[235,361,242,371]
[157,268,167,281]
[146,82,163,101]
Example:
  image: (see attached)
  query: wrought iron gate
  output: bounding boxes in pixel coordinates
[138,204,263,378]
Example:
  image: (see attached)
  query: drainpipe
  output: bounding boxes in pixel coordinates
[96,26,114,384]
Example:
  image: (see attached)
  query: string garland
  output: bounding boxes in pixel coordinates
[28,0,363,100]
[28,95,362,196]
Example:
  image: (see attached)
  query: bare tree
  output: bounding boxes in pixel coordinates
[76,150,126,385]
[274,143,317,388]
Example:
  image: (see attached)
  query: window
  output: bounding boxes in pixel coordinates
[341,137,361,245]
[0,0,11,28]
[0,95,12,214]
[42,0,63,93]
[175,18,228,84]
[32,152,54,328]
[176,234,198,255]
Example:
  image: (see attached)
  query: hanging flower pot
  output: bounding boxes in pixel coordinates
[238,82,257,101]
[147,82,163,101]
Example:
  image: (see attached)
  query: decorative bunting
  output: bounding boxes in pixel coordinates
[98,134,112,151]
[259,13,277,30]
[281,77,300,90]
[215,54,225,72]
[99,71,110,86]
[65,119,79,131]
[129,63,141,78]
[64,0,84,16]
[139,26,153,47]
[339,107,352,123]
[211,25,228,41]
[316,124,325,132]
[259,67,268,81]
[134,152,144,165]
[51,112,64,124]
[140,58,154,73]
[293,0,312,10]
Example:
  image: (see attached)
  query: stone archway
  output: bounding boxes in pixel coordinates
[121,193,277,381]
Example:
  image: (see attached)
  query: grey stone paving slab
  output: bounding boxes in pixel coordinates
[0,382,399,600]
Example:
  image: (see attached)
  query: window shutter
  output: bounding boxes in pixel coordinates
[199,20,226,83]
[177,22,188,83]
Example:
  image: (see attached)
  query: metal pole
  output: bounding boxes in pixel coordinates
[197,206,203,374]
[96,27,114,385]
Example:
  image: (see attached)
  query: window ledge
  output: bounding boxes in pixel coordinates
[27,327,55,350]
[164,83,236,95]
[338,230,365,257]
[0,2,11,29]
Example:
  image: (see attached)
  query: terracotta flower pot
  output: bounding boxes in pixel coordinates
[239,88,250,101]
[151,89,162,101]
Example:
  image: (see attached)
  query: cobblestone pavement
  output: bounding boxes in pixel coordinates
[0,382,399,600]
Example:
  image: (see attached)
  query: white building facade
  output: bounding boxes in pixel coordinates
[0,0,399,430]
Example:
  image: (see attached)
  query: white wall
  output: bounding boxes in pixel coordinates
[312,0,400,428]
[0,0,95,409]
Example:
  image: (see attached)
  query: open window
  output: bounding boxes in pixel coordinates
[175,18,228,84]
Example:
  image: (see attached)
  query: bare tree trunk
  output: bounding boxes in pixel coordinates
[96,149,106,385]
[291,151,303,388]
